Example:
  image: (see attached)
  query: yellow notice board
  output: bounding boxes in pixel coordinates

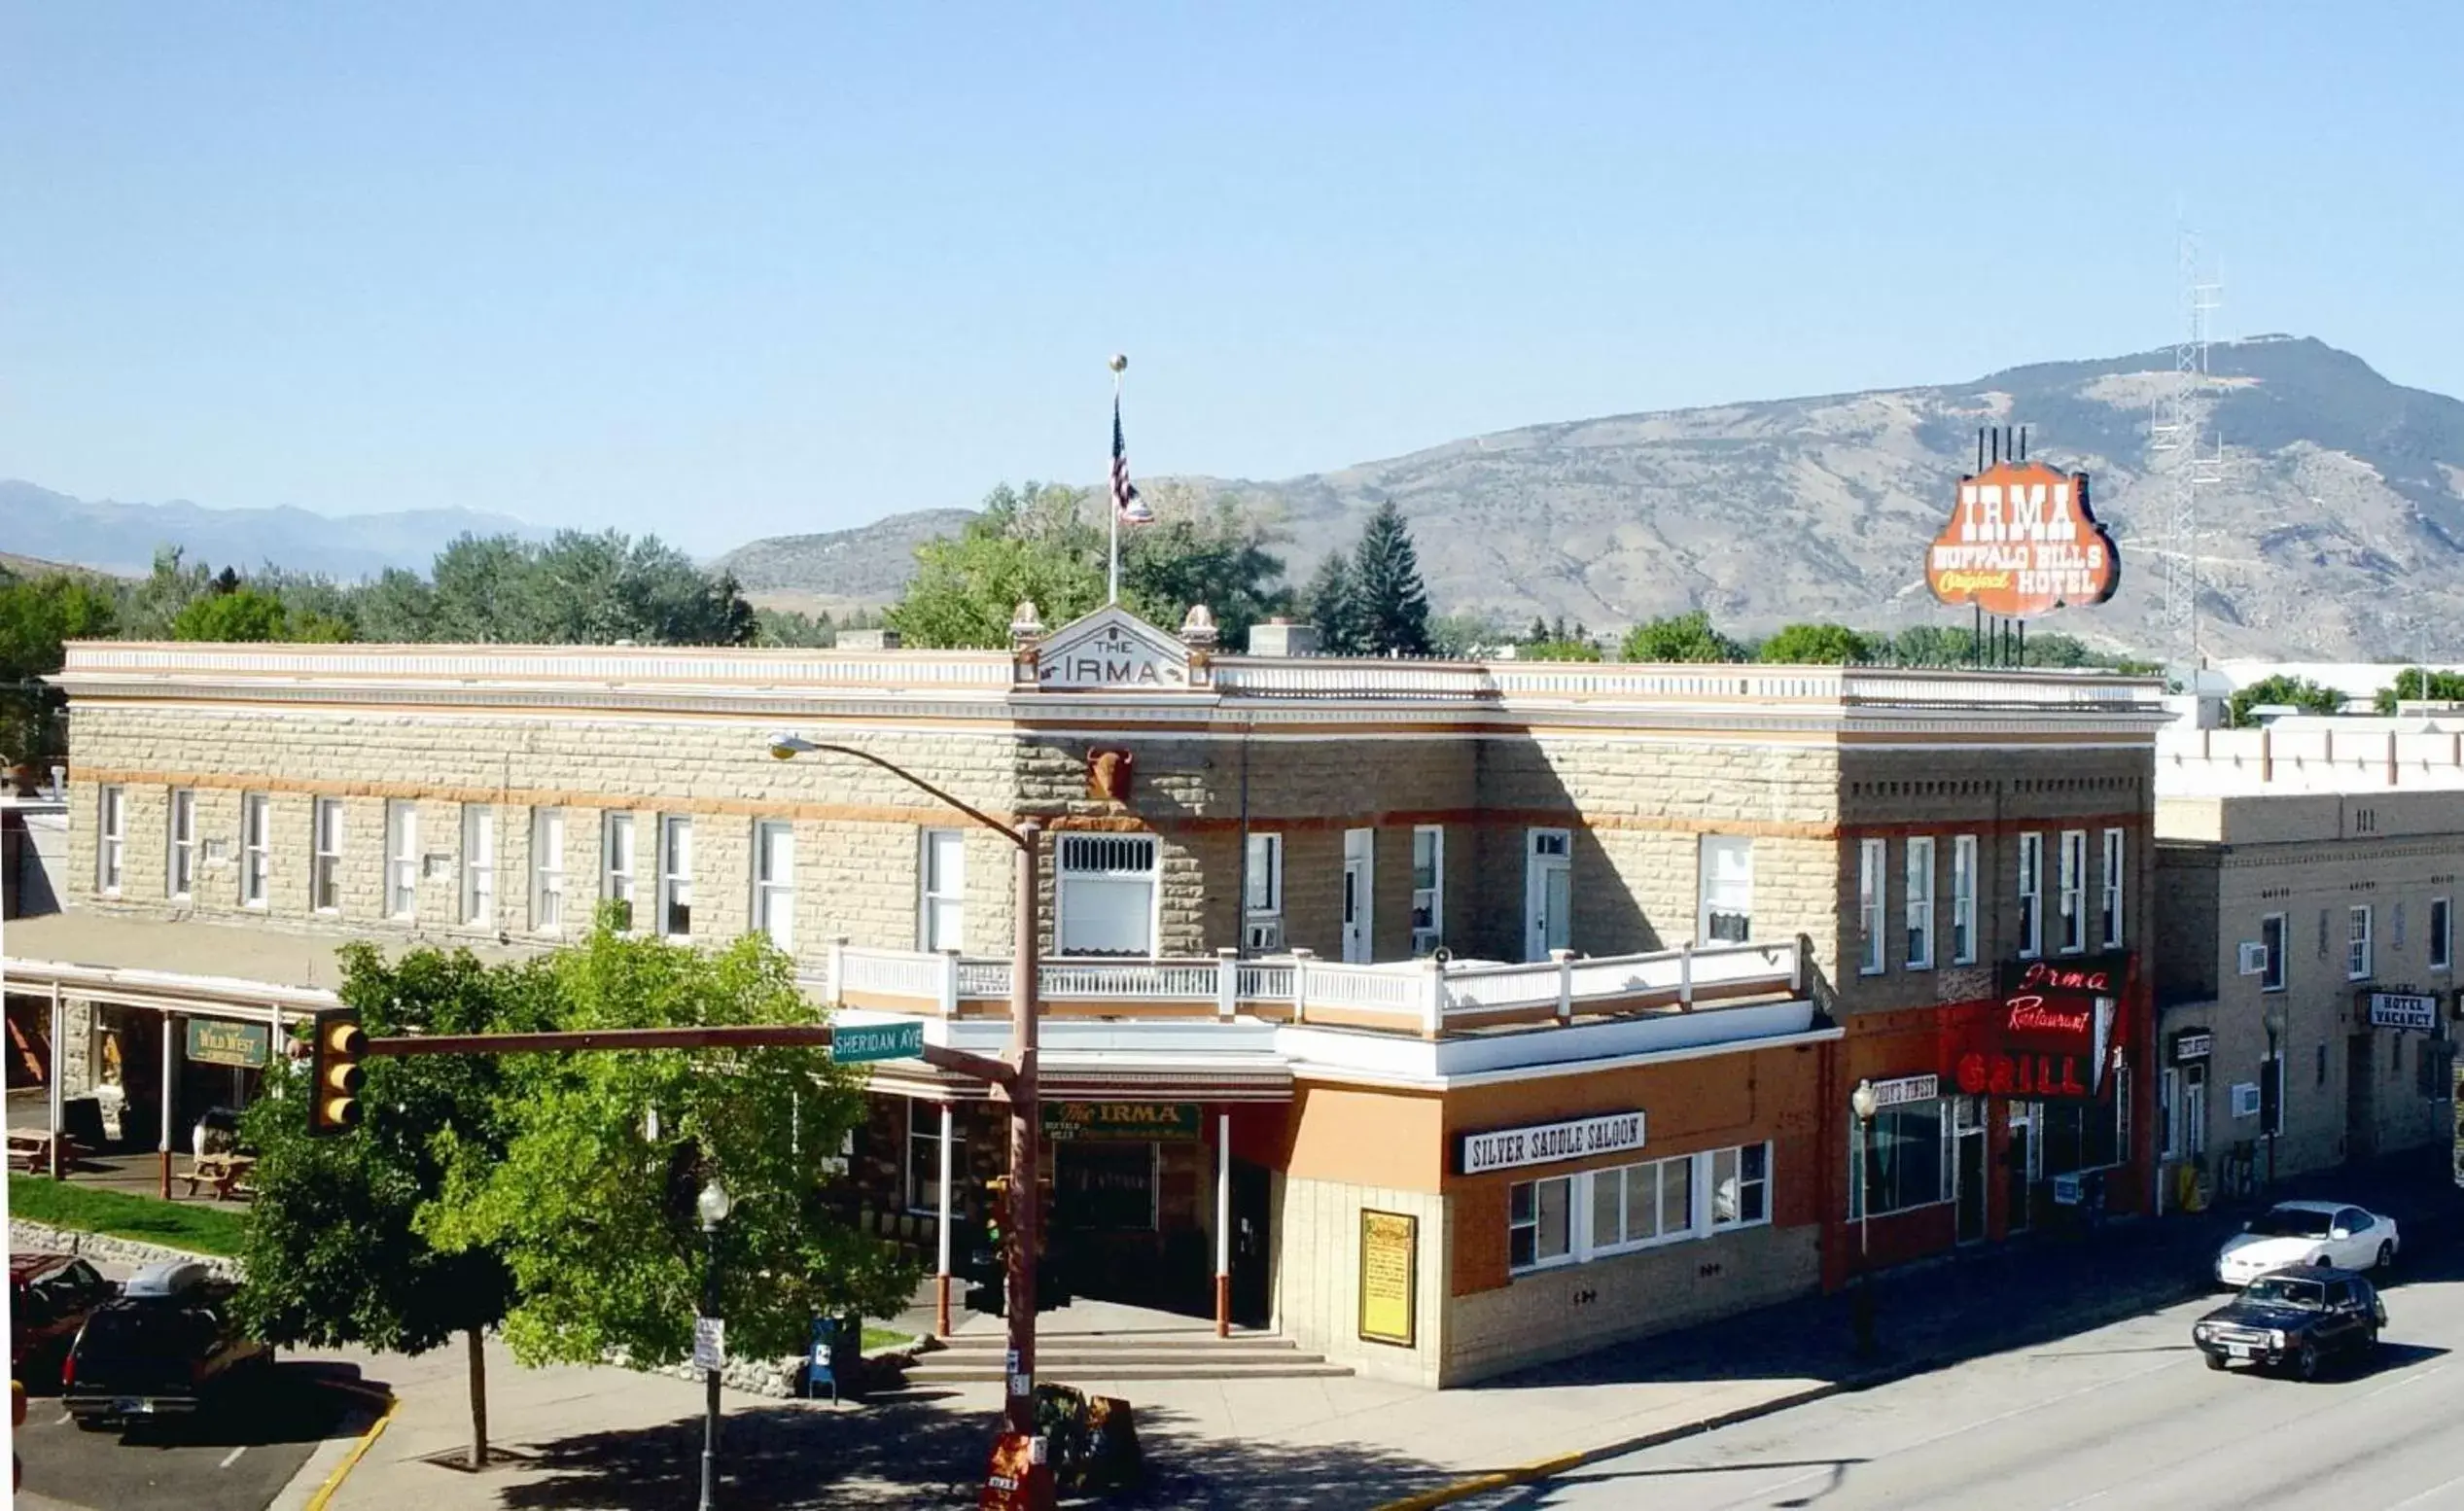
[1358,1210,1418,1348]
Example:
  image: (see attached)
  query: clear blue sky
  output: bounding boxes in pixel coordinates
[3,2,2456,556]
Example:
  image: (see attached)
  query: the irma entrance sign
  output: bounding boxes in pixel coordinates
[1926,458,2120,617]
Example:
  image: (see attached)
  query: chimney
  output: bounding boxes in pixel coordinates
[1247,617,1320,657]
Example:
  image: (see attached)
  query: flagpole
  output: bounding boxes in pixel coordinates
[1109,359,1124,606]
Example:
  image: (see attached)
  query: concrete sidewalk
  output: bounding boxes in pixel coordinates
[317,1148,2463,1510]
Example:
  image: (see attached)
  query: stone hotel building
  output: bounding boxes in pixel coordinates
[5,604,2169,1385]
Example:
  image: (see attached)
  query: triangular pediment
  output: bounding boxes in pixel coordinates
[1031,605,1198,691]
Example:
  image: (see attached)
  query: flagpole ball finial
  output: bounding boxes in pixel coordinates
[1109,353,1128,373]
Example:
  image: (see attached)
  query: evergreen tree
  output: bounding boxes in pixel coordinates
[1304,551,1361,654]
[1350,501,1431,656]
[1526,615,1549,646]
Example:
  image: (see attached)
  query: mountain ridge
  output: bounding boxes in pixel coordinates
[0,480,544,581]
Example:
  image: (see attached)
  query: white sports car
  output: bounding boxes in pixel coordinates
[2214,1200,2401,1288]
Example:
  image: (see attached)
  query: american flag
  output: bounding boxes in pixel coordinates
[1111,394,1153,524]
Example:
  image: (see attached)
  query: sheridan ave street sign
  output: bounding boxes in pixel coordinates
[830,1021,925,1064]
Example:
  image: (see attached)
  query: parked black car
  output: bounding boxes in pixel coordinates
[61,1261,270,1429]
[2192,1267,2384,1380]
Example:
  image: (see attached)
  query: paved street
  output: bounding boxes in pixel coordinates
[1472,1242,2464,1510]
[14,1360,355,1511]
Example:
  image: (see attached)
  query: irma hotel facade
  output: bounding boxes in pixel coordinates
[12,603,2167,1386]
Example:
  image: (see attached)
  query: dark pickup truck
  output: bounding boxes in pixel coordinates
[61,1260,270,1429]
[2192,1266,2385,1381]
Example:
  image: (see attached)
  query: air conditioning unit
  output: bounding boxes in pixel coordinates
[1412,929,1443,958]
[2236,942,2269,977]
[1245,919,1283,954]
[2231,1082,2263,1118]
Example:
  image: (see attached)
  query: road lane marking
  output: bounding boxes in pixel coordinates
[220,1445,248,1468]
[52,1412,70,1426]
[2389,1468,2464,1508]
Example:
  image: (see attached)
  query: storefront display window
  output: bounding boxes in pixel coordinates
[2039,1085,2125,1177]
[1849,1101,1948,1219]
[1056,1141,1158,1231]
[1510,1143,1770,1275]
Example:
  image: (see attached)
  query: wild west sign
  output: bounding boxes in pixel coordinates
[1926,458,2120,618]
[1945,955,2129,1103]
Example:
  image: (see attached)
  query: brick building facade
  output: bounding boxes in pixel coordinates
[12,605,2168,1384]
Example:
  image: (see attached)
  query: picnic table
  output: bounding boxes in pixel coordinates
[7,1129,85,1175]
[181,1151,259,1201]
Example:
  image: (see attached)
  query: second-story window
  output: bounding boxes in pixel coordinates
[461,805,496,927]
[1412,826,1446,956]
[1242,831,1283,953]
[167,789,196,900]
[311,797,344,913]
[531,808,567,933]
[1058,833,1157,958]
[1699,835,1752,944]
[2058,830,2087,954]
[603,812,637,931]
[96,785,125,896]
[1904,836,1935,969]
[1857,838,1885,975]
[2433,896,2452,972]
[2348,904,2374,981]
[2260,912,2287,992]
[1951,834,1979,964]
[921,828,966,952]
[2017,832,2044,959]
[240,792,270,907]
[753,819,794,950]
[657,815,694,939]
[2100,828,2125,948]
[385,800,419,919]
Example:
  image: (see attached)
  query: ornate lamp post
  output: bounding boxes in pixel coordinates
[696,1176,731,1511]
[1849,1078,1881,1358]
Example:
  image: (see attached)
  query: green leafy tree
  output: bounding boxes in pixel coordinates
[0,572,120,759]
[2374,668,2464,714]
[423,928,916,1370]
[1620,611,1744,663]
[889,484,1107,649]
[1120,497,1295,648]
[170,586,292,642]
[1427,612,1510,659]
[1349,502,1431,656]
[754,607,837,648]
[118,547,217,639]
[2230,675,2347,727]
[1758,622,1875,665]
[1522,638,1602,662]
[1303,551,1362,655]
[238,944,549,1468]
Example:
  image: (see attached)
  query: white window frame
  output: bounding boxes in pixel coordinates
[240,792,269,908]
[904,1101,958,1217]
[1951,834,1979,965]
[2099,827,2125,949]
[1056,832,1160,959]
[1242,830,1284,954]
[1698,834,1752,945]
[752,819,794,951]
[1857,837,1885,975]
[2347,904,2374,981]
[2260,912,2287,992]
[1585,1153,1699,1256]
[167,789,196,900]
[921,827,967,953]
[602,812,638,931]
[385,799,419,920]
[1507,1173,1577,1274]
[311,797,344,914]
[657,814,694,940]
[2432,896,2452,973]
[1708,1142,1773,1231]
[1904,836,1935,970]
[1508,1142,1774,1278]
[1411,825,1446,957]
[531,808,568,934]
[2017,832,2045,959]
[461,805,497,928]
[96,785,125,896]
[2057,829,2088,954]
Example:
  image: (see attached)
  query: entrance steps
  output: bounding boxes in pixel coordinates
[900,1325,1353,1383]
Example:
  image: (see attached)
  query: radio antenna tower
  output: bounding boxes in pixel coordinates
[2151,228,2225,670]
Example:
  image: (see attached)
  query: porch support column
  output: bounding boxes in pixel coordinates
[48,982,64,1180]
[158,1012,175,1200]
[1214,1107,1232,1337]
[934,1100,955,1337]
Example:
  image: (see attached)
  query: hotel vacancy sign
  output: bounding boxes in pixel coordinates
[1459,1110,1646,1176]
[2368,992,2440,1032]
[1925,459,2120,618]
[1357,1211,1418,1348]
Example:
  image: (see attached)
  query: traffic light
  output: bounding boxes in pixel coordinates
[304,1007,367,1137]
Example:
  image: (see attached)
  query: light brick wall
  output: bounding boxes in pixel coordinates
[1274,1174,1450,1388]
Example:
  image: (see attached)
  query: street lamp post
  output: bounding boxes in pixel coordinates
[696,1177,731,1511]
[1849,1078,1880,1359]
[766,734,1046,1443]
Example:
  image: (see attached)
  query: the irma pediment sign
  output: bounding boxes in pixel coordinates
[1028,606,1206,691]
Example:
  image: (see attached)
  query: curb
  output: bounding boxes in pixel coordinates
[1368,1272,2213,1511]
[300,1384,399,1511]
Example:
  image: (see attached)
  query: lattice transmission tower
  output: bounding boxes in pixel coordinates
[2150,229,2225,669]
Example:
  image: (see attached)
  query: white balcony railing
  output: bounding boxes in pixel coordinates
[817,936,1802,1037]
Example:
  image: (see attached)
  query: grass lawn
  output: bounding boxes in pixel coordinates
[5,1175,248,1257]
[862,1325,915,1353]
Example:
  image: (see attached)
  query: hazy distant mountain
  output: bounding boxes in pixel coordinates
[0,481,542,580]
[716,336,2464,661]
[712,509,975,615]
